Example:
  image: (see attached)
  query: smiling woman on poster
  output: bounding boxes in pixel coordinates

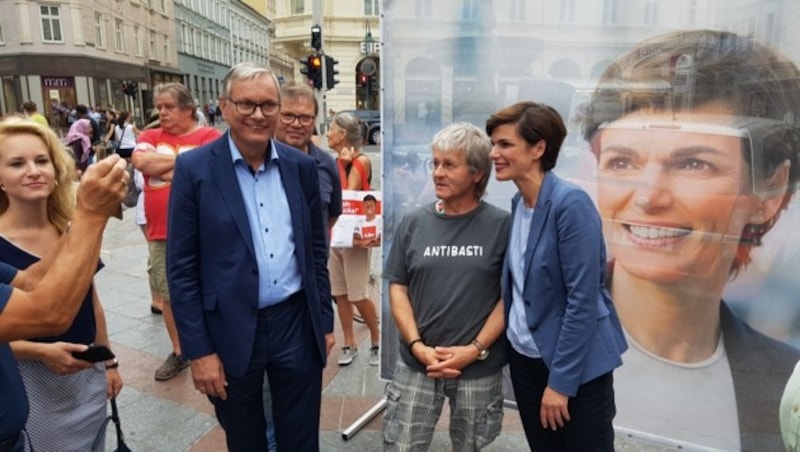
[582,29,800,451]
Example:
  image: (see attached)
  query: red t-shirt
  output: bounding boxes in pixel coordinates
[134,127,221,240]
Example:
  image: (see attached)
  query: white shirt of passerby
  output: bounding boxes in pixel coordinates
[196,108,207,126]
[134,169,146,226]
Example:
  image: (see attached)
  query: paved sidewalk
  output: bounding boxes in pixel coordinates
[97,205,669,451]
[95,208,527,451]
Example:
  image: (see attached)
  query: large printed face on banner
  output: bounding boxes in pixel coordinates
[381,2,800,450]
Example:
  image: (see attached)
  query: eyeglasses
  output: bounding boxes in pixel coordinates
[227,98,281,116]
[279,113,315,126]
[428,161,469,172]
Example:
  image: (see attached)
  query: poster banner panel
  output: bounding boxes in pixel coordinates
[380,0,800,450]
[331,190,382,248]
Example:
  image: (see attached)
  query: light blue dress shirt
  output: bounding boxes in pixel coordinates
[229,136,302,308]
[507,203,542,358]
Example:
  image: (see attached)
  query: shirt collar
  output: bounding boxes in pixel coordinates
[228,133,280,169]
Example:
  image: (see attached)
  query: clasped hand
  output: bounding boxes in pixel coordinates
[414,344,478,379]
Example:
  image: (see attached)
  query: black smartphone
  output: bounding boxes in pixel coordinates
[72,345,115,363]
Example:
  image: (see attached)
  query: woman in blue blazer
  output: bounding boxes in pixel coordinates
[486,102,627,451]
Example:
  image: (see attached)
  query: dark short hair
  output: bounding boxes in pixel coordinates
[584,29,800,275]
[22,101,37,113]
[75,104,89,115]
[486,101,566,172]
[363,194,377,203]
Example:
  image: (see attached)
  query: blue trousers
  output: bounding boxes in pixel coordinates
[212,293,323,452]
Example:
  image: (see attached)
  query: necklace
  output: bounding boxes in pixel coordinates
[435,200,445,215]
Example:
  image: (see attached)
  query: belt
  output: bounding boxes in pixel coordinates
[0,433,21,452]
[258,290,303,315]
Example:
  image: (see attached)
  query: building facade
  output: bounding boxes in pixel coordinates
[0,0,180,127]
[272,0,381,115]
[174,0,231,105]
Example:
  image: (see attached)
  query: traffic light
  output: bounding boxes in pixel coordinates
[300,55,323,90]
[325,56,340,90]
[310,25,322,51]
[359,73,368,87]
[121,81,138,98]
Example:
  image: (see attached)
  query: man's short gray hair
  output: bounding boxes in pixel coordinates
[222,63,281,102]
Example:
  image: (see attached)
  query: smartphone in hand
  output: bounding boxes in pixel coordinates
[71,345,115,363]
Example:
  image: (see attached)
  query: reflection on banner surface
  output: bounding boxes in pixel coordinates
[381,1,800,450]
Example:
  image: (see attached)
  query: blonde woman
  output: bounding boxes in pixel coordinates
[0,117,122,451]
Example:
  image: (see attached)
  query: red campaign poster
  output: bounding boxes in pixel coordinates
[331,190,382,248]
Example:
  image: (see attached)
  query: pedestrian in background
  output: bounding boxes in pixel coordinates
[486,102,627,451]
[382,122,509,450]
[167,63,333,451]
[21,101,49,128]
[114,111,140,160]
[327,112,381,366]
[131,82,220,382]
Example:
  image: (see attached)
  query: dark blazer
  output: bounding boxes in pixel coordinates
[167,132,333,378]
[722,302,800,451]
[502,171,627,397]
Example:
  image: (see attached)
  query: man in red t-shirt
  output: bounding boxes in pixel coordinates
[132,83,220,381]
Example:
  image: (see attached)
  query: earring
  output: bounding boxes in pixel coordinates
[0,184,5,192]
[741,223,766,246]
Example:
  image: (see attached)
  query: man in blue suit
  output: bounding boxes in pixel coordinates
[167,63,334,452]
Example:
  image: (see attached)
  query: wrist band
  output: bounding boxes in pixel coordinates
[408,338,424,352]
[105,358,119,370]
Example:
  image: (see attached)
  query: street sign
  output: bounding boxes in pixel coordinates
[361,58,377,76]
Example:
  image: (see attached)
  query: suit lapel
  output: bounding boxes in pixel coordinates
[275,144,307,271]
[209,132,257,262]
[523,172,556,286]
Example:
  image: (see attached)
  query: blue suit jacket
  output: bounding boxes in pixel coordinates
[503,171,627,396]
[167,133,333,378]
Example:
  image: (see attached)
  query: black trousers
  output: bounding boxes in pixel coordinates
[508,345,616,451]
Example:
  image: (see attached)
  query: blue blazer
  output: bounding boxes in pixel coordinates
[503,171,627,397]
[167,133,333,378]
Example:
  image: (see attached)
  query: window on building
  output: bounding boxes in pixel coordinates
[510,0,526,21]
[114,18,124,51]
[180,23,187,52]
[603,0,618,24]
[40,5,63,42]
[462,0,479,20]
[94,13,105,48]
[364,0,379,15]
[644,0,659,25]
[560,0,575,23]
[164,33,170,62]
[765,12,778,45]
[414,0,432,17]
[0,23,4,43]
[134,25,143,55]
[150,30,157,59]
[687,0,697,25]
[291,0,303,14]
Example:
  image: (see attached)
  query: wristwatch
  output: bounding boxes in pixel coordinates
[471,339,489,361]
